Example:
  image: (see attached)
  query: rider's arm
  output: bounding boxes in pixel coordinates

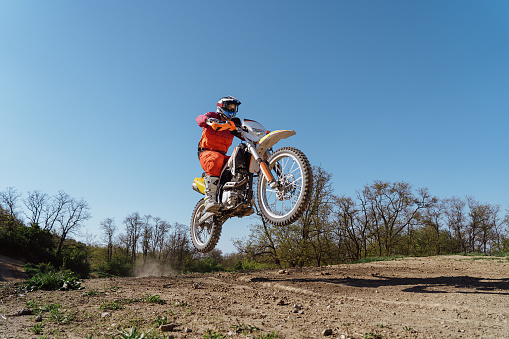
[196,112,214,128]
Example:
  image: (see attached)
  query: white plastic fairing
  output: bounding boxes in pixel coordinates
[242,119,268,143]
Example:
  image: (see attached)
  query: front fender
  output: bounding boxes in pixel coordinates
[249,130,296,173]
[257,130,296,156]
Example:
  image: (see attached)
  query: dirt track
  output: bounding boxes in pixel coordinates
[1,255,508,338]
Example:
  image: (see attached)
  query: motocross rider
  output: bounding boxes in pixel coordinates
[196,96,242,214]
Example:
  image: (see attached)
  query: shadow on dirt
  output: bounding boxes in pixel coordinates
[254,275,509,295]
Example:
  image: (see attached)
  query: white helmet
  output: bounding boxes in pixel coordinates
[216,96,241,119]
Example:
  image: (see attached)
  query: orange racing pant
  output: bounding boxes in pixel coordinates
[199,151,229,177]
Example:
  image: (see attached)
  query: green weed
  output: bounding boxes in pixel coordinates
[230,318,260,334]
[100,300,124,310]
[29,323,44,335]
[115,326,164,339]
[204,329,226,339]
[142,293,165,304]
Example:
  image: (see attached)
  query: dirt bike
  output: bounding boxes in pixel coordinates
[190,118,313,253]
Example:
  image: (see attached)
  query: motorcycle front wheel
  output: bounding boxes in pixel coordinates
[257,146,313,226]
[190,199,224,253]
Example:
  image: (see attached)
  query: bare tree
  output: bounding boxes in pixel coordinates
[42,191,71,232]
[333,195,362,261]
[419,197,443,255]
[466,197,500,253]
[150,217,169,261]
[54,196,92,257]
[23,190,48,226]
[164,222,191,269]
[123,212,143,264]
[360,181,433,256]
[100,218,117,263]
[443,197,467,252]
[141,215,153,264]
[0,187,22,222]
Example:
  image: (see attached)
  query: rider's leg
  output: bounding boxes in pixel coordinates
[199,151,228,214]
[203,175,220,213]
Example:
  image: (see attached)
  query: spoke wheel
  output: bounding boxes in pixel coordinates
[190,199,223,253]
[257,147,312,226]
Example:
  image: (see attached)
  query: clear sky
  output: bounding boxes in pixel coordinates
[1,1,508,254]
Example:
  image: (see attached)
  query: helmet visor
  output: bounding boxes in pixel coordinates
[225,103,238,112]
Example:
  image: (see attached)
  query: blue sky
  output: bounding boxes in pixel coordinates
[1,1,508,254]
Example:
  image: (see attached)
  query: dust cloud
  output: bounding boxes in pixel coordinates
[133,259,178,277]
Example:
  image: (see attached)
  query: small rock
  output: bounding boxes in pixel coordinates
[278,269,288,275]
[16,309,32,316]
[35,315,43,322]
[101,312,111,318]
[159,323,177,332]
[322,328,333,336]
[184,327,192,333]
[192,282,202,289]
[276,299,286,306]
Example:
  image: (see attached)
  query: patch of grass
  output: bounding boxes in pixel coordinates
[24,270,81,291]
[82,289,103,297]
[230,318,260,334]
[25,300,61,315]
[258,332,278,338]
[462,252,488,257]
[403,326,415,332]
[204,329,226,339]
[115,326,165,339]
[142,293,165,304]
[49,307,77,324]
[492,252,509,257]
[152,315,169,326]
[99,300,124,310]
[29,323,44,335]
[363,332,381,339]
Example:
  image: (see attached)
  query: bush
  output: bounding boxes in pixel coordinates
[25,270,81,291]
[59,246,91,278]
[96,257,133,277]
[182,257,224,273]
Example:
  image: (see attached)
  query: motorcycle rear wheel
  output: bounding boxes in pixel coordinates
[257,146,313,226]
[190,198,223,253]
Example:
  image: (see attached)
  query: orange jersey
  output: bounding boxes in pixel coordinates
[196,112,235,154]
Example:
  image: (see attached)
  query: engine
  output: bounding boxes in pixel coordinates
[221,190,241,208]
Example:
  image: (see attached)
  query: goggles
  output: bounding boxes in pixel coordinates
[218,101,239,112]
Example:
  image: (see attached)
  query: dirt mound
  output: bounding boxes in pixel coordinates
[1,255,508,338]
[0,254,27,282]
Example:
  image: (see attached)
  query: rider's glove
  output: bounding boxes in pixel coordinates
[207,119,237,132]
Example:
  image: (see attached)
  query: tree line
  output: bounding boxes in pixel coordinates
[2,170,508,276]
[0,187,233,277]
[234,167,509,267]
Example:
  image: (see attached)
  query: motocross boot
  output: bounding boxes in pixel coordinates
[203,175,220,214]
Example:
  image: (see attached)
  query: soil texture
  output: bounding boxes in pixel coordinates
[1,255,508,338]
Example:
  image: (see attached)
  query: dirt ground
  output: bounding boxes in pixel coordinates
[1,255,508,338]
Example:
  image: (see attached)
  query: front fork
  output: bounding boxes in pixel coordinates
[246,142,279,189]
